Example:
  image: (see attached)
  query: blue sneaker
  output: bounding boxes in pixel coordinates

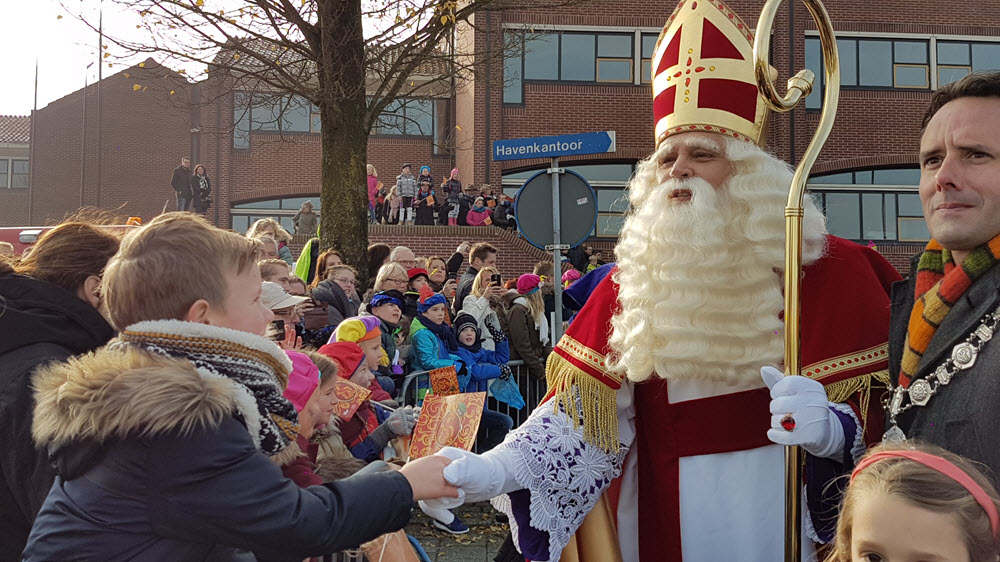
[432,514,470,535]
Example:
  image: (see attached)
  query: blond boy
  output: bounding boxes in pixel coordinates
[24,212,456,561]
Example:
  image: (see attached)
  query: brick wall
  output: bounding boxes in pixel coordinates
[24,61,193,226]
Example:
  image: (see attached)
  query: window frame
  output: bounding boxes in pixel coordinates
[370,97,440,139]
[10,159,29,189]
[808,167,926,243]
[0,159,8,189]
[506,26,653,89]
[804,31,1000,108]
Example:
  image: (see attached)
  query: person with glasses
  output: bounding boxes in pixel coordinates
[360,263,409,313]
[389,245,417,270]
[312,264,360,331]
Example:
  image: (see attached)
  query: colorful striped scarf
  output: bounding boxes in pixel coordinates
[900,236,1000,388]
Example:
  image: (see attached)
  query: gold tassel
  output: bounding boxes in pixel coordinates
[546,353,620,453]
[821,369,890,433]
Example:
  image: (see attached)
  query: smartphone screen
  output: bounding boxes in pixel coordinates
[491,273,502,286]
[272,319,285,333]
[447,272,458,281]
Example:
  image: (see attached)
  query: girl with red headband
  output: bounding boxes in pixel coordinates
[826,442,1000,562]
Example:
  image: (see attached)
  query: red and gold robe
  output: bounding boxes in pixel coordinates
[491,236,901,561]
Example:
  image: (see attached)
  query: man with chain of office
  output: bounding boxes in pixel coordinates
[883,70,1000,479]
[421,1,901,559]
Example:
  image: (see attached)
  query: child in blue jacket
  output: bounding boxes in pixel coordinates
[452,312,515,451]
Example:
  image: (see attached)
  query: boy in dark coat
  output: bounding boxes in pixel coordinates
[23,212,457,562]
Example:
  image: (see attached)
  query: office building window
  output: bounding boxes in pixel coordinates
[513,30,636,85]
[373,98,438,137]
[11,160,28,188]
[503,32,524,104]
[641,34,658,84]
[233,92,318,147]
[231,197,322,234]
[937,41,1000,85]
[806,35,1000,107]
[809,167,927,242]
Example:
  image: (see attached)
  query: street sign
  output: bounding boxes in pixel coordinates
[493,131,616,161]
[514,169,597,250]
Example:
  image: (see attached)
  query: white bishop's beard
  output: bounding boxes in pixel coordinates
[608,142,826,386]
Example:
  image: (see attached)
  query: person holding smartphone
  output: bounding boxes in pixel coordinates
[458,267,509,351]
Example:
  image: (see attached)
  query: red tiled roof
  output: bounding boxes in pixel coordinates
[0,115,30,144]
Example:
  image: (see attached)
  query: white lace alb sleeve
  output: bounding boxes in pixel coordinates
[490,383,635,562]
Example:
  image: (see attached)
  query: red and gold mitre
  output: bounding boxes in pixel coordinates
[652,0,769,147]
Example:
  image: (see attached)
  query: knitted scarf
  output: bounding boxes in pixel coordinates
[417,313,460,352]
[900,236,1000,388]
[112,320,301,462]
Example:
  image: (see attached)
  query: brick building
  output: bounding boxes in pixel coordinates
[0,115,31,224]
[10,1,1000,273]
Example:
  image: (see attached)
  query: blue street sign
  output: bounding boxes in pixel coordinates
[492,131,616,161]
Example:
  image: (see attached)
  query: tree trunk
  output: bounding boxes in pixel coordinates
[317,0,370,283]
[318,105,368,280]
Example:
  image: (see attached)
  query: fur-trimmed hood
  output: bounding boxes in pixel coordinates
[33,346,235,454]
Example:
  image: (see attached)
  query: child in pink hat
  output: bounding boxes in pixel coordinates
[280,351,340,487]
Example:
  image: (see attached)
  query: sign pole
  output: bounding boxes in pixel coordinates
[550,157,564,344]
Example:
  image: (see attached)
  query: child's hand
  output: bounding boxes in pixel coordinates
[400,455,460,501]
[280,325,302,350]
[387,406,416,435]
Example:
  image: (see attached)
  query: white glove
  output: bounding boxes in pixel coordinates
[419,446,519,515]
[761,366,845,460]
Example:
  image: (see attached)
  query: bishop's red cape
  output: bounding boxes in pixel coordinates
[536,235,901,561]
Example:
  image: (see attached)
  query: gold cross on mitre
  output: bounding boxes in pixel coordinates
[651,0,771,147]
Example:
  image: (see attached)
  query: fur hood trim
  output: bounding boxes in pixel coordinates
[33,346,235,449]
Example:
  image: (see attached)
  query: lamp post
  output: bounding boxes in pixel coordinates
[81,61,94,208]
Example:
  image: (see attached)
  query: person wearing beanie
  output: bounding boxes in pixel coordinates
[561,268,582,288]
[441,168,463,226]
[369,290,406,384]
[409,286,463,376]
[451,312,515,451]
[317,342,417,463]
[417,165,434,190]
[334,316,395,404]
[395,164,418,225]
[403,268,431,318]
[506,274,551,380]
[280,351,340,488]
[414,179,436,226]
[466,197,492,227]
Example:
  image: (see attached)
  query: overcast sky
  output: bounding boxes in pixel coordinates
[0,0,148,115]
[0,0,399,116]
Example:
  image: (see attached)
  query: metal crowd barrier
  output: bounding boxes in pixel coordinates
[398,359,548,429]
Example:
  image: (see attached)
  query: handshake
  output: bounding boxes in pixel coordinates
[398,447,516,505]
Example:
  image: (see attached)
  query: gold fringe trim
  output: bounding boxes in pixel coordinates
[823,369,891,431]
[546,353,620,454]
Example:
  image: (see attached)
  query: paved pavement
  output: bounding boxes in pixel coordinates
[405,502,509,561]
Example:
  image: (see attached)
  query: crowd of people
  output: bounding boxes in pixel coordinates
[6,30,1000,561]
[0,211,586,557]
[367,164,517,228]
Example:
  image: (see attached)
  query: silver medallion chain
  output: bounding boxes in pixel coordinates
[883,303,1000,442]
